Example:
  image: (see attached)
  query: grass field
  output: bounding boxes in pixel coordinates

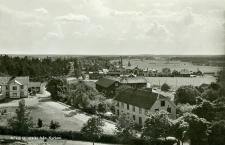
[146,76,216,90]
[111,59,223,73]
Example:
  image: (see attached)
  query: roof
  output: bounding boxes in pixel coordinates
[114,88,167,109]
[0,77,29,85]
[120,77,147,84]
[180,69,191,74]
[96,77,119,88]
[29,82,41,87]
[107,72,120,75]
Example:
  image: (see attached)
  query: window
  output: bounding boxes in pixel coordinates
[115,83,118,87]
[139,108,142,114]
[13,93,17,96]
[121,103,124,108]
[132,106,135,112]
[167,107,171,113]
[6,86,9,90]
[20,91,24,96]
[133,115,135,121]
[155,109,159,112]
[145,109,148,115]
[13,86,17,90]
[117,110,119,116]
[161,101,165,107]
[6,92,9,96]
[21,85,24,89]
[127,104,129,110]
[139,117,142,125]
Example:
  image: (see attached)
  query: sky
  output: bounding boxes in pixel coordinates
[0,0,224,55]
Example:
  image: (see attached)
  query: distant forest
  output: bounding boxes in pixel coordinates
[169,56,225,67]
[0,55,112,82]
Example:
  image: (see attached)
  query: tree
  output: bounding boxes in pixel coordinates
[141,110,173,142]
[115,113,136,143]
[8,99,33,139]
[170,118,188,145]
[49,120,61,129]
[128,61,131,66]
[208,120,225,145]
[37,118,43,128]
[183,113,210,145]
[161,83,170,92]
[174,85,200,105]
[192,100,214,121]
[80,116,105,145]
[46,77,67,101]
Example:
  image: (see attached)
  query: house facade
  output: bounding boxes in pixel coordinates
[0,77,29,99]
[114,88,176,125]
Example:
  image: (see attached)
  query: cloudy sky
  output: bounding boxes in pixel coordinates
[0,0,224,55]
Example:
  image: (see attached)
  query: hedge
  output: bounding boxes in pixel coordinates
[0,126,177,145]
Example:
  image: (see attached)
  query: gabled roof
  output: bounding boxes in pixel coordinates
[120,77,147,84]
[114,88,167,109]
[0,77,29,85]
[96,77,119,88]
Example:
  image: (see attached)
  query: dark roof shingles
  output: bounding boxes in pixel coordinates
[115,88,165,109]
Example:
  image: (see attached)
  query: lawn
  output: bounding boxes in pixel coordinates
[0,98,84,132]
[111,58,223,73]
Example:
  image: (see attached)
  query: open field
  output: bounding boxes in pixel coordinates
[111,59,223,73]
[146,76,216,89]
[0,94,115,134]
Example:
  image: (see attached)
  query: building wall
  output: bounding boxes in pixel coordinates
[115,101,149,125]
[0,84,28,98]
[115,99,176,125]
[150,99,176,119]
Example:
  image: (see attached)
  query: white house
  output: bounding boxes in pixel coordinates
[114,88,176,125]
[0,76,29,99]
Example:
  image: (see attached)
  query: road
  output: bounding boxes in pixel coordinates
[46,101,116,134]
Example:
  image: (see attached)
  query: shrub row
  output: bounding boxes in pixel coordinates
[0,126,177,145]
[0,126,118,144]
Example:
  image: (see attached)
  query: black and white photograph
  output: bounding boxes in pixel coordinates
[0,0,225,145]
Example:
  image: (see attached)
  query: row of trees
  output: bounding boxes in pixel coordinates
[46,78,115,114]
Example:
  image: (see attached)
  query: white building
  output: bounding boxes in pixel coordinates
[0,77,29,99]
[114,88,177,125]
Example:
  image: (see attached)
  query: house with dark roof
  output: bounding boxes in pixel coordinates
[120,77,147,88]
[95,77,120,95]
[180,69,191,77]
[114,88,176,125]
[0,76,29,99]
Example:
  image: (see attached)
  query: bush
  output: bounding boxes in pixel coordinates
[161,83,170,92]
[37,118,43,128]
[49,120,60,130]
